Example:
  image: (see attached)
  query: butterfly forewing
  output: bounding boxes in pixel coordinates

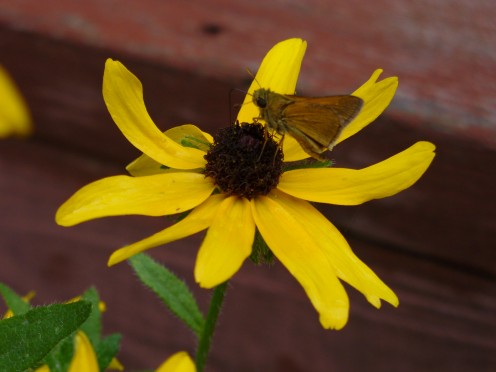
[252,88,364,160]
[283,95,363,147]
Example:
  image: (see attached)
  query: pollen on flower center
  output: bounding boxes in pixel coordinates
[203,122,283,199]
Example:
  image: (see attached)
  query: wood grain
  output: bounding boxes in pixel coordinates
[0,14,495,372]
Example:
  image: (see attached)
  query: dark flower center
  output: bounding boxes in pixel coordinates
[203,122,284,199]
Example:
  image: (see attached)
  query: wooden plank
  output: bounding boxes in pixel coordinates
[0,20,495,372]
[1,0,495,146]
[1,139,494,370]
[2,27,494,274]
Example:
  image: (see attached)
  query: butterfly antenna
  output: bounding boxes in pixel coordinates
[229,88,250,124]
[246,67,263,90]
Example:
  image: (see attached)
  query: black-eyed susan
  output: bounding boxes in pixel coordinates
[56,38,435,330]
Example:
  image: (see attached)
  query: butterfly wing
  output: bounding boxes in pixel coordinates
[282,95,363,148]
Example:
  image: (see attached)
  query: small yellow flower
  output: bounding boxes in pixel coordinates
[68,331,100,372]
[66,295,107,313]
[56,39,436,329]
[0,65,32,137]
[34,331,101,372]
[34,331,123,372]
[156,351,196,372]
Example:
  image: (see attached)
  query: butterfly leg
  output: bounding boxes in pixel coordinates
[272,133,285,165]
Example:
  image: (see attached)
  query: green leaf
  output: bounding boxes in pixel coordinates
[0,301,91,372]
[96,333,122,370]
[283,158,334,171]
[80,287,101,346]
[129,253,205,337]
[43,289,122,372]
[43,335,74,372]
[79,289,122,370]
[249,228,275,265]
[0,283,31,315]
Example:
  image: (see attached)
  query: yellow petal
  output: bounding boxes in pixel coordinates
[252,192,350,330]
[56,173,215,226]
[278,141,435,205]
[68,331,99,372]
[66,296,106,313]
[282,136,311,162]
[126,154,204,177]
[156,351,196,372]
[103,59,205,169]
[108,357,124,371]
[270,189,398,309]
[336,69,398,144]
[127,124,212,176]
[164,124,213,151]
[195,196,254,288]
[108,194,225,266]
[0,65,32,138]
[237,38,307,124]
[126,153,170,176]
[34,365,50,372]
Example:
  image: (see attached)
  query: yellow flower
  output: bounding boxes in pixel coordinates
[34,330,123,372]
[156,352,196,372]
[35,331,123,372]
[56,39,436,329]
[67,331,100,372]
[33,331,100,372]
[0,65,32,137]
[66,295,107,313]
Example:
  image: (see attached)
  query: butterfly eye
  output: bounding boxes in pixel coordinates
[256,96,267,108]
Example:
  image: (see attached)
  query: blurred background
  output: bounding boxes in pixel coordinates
[0,1,495,371]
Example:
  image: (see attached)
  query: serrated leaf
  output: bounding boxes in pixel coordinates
[79,288,122,370]
[0,283,31,316]
[96,333,121,370]
[129,254,205,336]
[0,301,91,372]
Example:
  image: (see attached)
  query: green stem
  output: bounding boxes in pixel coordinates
[195,281,228,372]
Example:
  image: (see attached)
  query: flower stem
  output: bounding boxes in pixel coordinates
[195,281,228,372]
